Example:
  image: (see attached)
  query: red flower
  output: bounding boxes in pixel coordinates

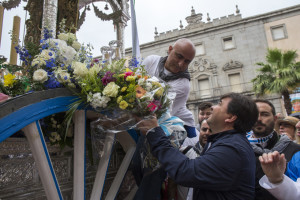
[124,71,134,79]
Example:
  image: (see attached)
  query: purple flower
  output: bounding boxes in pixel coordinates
[101,71,116,86]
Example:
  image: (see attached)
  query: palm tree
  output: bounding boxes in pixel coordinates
[252,48,300,115]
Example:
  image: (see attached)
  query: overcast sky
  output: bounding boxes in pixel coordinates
[0,0,299,62]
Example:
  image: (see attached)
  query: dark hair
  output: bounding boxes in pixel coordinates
[221,93,258,133]
[198,102,213,111]
[254,99,276,116]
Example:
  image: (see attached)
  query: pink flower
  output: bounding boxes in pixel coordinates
[147,100,161,112]
[147,102,157,112]
[124,71,134,79]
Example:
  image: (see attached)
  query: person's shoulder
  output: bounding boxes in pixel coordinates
[143,55,160,61]
[282,142,300,161]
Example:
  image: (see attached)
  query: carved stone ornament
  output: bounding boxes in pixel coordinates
[223,60,243,71]
[189,57,211,73]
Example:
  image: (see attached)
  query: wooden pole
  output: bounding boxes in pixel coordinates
[9,16,20,65]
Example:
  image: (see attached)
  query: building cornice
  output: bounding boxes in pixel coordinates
[125,4,300,54]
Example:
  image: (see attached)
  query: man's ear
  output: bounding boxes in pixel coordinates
[168,45,173,54]
[225,114,237,123]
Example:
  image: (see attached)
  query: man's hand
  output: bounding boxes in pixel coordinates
[136,115,159,135]
[259,151,286,184]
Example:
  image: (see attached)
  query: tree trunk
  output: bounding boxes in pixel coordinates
[282,89,292,115]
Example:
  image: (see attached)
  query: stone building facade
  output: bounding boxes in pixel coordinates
[126,4,300,124]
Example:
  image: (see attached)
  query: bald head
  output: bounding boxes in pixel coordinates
[165,38,195,74]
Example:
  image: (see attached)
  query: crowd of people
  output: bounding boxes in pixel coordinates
[131,38,300,200]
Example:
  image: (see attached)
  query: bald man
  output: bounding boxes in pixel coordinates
[143,38,196,136]
[133,38,196,200]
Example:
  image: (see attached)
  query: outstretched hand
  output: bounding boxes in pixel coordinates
[259,151,286,184]
[135,115,159,135]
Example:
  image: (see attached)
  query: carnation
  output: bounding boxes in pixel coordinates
[119,100,128,110]
[103,82,120,97]
[33,69,48,83]
[126,75,136,82]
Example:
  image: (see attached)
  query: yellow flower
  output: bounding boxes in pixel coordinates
[152,81,162,88]
[125,68,132,72]
[155,87,164,97]
[129,98,135,103]
[121,87,127,92]
[117,96,123,103]
[126,75,136,82]
[118,74,125,78]
[119,100,128,110]
[4,73,16,87]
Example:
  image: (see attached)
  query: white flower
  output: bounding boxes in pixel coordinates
[145,82,152,91]
[32,56,46,67]
[40,49,56,60]
[47,38,67,49]
[138,78,145,86]
[59,45,77,65]
[67,33,76,41]
[72,41,81,51]
[57,33,68,41]
[54,68,71,83]
[90,93,111,108]
[72,61,89,78]
[33,69,48,82]
[103,82,120,97]
[88,64,101,75]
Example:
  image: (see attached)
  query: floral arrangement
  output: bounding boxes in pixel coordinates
[68,59,170,118]
[0,26,171,146]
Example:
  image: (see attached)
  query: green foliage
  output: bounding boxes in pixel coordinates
[252,48,300,95]
[252,48,300,114]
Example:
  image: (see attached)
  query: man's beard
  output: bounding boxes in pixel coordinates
[252,121,275,138]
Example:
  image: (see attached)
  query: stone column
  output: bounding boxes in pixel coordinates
[114,21,126,58]
[0,6,4,47]
[42,0,58,38]
[9,16,20,65]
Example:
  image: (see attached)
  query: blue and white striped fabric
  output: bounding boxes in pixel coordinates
[158,111,186,137]
[247,130,274,144]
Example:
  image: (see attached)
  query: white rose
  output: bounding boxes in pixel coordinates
[58,45,77,65]
[103,82,120,97]
[72,61,89,78]
[33,69,48,82]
